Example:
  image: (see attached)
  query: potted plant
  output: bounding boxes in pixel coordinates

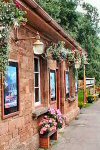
[45,41,68,63]
[39,108,63,148]
[39,115,57,135]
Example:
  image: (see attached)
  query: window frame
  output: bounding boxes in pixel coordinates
[49,70,56,101]
[2,61,19,119]
[34,56,41,106]
[65,71,70,99]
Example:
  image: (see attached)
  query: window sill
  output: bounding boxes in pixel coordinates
[67,96,76,103]
[32,107,48,119]
[50,100,57,105]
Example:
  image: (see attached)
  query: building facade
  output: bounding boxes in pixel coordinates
[0,0,83,150]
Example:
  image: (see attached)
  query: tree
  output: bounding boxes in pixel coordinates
[36,0,100,85]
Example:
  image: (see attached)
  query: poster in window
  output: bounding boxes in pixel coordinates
[50,71,56,100]
[4,62,19,115]
[66,72,70,98]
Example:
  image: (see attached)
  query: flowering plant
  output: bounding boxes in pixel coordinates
[48,108,64,129]
[0,0,27,74]
[45,41,68,62]
[39,108,63,135]
[39,115,57,135]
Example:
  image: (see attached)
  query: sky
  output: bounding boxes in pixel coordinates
[78,0,100,13]
[83,0,100,15]
[77,0,100,22]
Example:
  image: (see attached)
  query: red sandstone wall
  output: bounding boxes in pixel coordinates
[0,26,79,150]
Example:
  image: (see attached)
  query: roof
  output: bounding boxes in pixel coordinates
[17,0,86,54]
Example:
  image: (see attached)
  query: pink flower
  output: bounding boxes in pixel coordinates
[48,108,56,115]
[54,122,57,126]
[15,1,21,9]
[49,119,52,123]
[44,115,48,119]
[39,122,43,126]
[40,129,44,134]
[60,120,63,123]
[56,109,62,116]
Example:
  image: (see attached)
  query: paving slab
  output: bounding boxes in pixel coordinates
[49,99,100,150]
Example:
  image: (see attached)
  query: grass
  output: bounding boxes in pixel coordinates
[78,90,84,103]
[78,90,84,109]
[78,89,93,109]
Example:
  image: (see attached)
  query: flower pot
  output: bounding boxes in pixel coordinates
[39,130,58,149]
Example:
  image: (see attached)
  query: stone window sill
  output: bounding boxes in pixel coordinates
[32,107,48,119]
[68,97,76,103]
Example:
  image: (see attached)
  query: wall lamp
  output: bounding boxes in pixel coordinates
[75,60,81,69]
[13,27,44,55]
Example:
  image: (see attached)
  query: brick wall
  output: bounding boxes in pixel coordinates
[0,26,79,150]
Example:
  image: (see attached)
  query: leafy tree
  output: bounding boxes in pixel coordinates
[77,3,100,85]
[36,0,61,23]
[36,0,100,85]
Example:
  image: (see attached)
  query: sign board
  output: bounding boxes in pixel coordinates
[86,78,95,88]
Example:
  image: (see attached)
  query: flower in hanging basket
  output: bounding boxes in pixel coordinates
[15,1,21,9]
[45,41,68,62]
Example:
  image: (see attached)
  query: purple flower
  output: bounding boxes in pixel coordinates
[57,109,62,116]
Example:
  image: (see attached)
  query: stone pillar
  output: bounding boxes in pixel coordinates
[60,61,65,114]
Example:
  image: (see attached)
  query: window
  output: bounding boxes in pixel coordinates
[65,72,70,98]
[75,80,78,93]
[34,57,41,106]
[3,61,19,116]
[50,70,56,101]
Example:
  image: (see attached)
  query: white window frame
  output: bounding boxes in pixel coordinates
[34,57,41,106]
[66,71,70,98]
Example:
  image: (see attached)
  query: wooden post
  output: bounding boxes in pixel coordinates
[84,65,86,104]
[57,63,60,110]
[94,77,95,94]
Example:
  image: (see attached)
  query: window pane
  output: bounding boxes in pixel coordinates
[66,73,70,98]
[34,58,38,72]
[35,88,39,102]
[50,71,56,101]
[35,73,39,87]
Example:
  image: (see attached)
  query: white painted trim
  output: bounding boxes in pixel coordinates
[8,59,18,62]
[34,57,41,106]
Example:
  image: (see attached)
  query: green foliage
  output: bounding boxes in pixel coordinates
[87,95,94,103]
[78,90,84,109]
[0,0,27,74]
[36,0,61,23]
[36,0,100,85]
[45,41,81,63]
[46,41,68,62]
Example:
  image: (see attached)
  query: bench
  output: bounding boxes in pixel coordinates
[39,130,58,149]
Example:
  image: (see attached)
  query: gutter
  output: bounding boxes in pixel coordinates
[22,0,84,53]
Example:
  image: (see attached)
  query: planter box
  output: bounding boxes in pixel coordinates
[39,130,58,149]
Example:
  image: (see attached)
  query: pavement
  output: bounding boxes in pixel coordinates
[39,99,100,150]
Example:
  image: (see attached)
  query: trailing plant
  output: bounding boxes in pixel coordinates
[46,41,68,62]
[0,0,27,75]
[67,50,75,62]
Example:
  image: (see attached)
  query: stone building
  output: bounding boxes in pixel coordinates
[0,0,84,150]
